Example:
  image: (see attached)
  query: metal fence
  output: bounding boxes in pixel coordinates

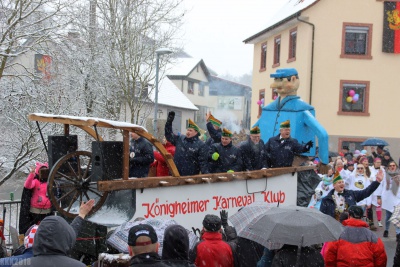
[0,200,21,247]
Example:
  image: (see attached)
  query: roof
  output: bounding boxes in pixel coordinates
[150,78,198,111]
[243,0,319,44]
[167,57,217,77]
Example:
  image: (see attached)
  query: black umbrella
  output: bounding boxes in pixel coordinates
[360,138,389,146]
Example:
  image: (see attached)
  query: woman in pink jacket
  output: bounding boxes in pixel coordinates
[24,162,52,225]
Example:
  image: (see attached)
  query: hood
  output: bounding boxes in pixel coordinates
[33,216,76,256]
[342,218,369,228]
[35,162,49,176]
[161,225,189,261]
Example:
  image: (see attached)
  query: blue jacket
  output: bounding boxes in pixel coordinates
[129,137,154,178]
[0,248,33,267]
[320,181,381,219]
[239,138,266,170]
[264,134,309,168]
[165,123,209,176]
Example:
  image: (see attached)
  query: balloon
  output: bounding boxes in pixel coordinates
[353,94,359,102]
[348,89,355,97]
[346,96,353,103]
[273,95,277,100]
[257,100,262,105]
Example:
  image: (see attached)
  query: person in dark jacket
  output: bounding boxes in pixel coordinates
[264,120,313,168]
[394,232,400,267]
[239,126,267,171]
[189,215,234,267]
[129,132,154,178]
[127,224,168,267]
[209,128,242,173]
[324,205,387,267]
[320,170,383,220]
[165,112,209,176]
[271,244,324,267]
[205,111,222,147]
[162,225,195,267]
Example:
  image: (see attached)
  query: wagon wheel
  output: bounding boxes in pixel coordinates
[47,151,109,218]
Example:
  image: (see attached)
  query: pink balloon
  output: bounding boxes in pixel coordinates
[353,94,359,101]
[257,100,262,105]
[348,89,355,97]
[273,95,277,100]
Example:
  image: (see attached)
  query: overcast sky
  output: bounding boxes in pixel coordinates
[180,0,286,77]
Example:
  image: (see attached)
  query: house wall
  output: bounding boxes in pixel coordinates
[250,0,400,160]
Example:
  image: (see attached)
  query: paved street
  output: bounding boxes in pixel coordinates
[373,209,397,266]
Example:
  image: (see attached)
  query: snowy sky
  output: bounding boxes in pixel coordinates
[180,0,286,77]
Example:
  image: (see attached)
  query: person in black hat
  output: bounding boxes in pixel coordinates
[189,215,234,267]
[324,205,387,266]
[127,224,168,266]
[342,145,353,162]
[238,126,267,171]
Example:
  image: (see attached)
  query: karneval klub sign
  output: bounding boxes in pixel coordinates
[135,173,298,229]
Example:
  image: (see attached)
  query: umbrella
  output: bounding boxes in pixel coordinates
[389,204,400,228]
[107,218,198,254]
[239,206,344,248]
[360,138,389,147]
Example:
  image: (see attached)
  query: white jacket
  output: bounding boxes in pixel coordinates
[381,173,400,213]
[348,173,372,206]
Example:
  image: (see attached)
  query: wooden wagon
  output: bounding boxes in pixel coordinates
[29,113,317,226]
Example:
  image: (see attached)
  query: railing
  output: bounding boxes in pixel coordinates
[0,200,21,248]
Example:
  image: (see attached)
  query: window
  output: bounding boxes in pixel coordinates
[339,138,366,154]
[260,42,267,71]
[340,23,373,59]
[188,81,194,94]
[288,28,297,62]
[338,80,370,116]
[258,89,265,118]
[273,35,281,67]
[271,89,278,101]
[198,83,204,96]
[218,97,242,110]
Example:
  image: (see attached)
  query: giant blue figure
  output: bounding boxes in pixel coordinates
[254,68,329,165]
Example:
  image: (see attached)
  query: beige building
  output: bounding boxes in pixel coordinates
[245,0,400,161]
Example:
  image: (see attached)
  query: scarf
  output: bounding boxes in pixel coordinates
[386,168,400,195]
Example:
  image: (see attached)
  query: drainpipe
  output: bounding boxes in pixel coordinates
[296,12,315,105]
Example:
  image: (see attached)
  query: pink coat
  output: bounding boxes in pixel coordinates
[24,162,51,209]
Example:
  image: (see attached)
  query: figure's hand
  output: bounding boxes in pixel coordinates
[227,170,234,173]
[376,169,384,182]
[220,210,228,227]
[305,140,314,151]
[79,199,95,219]
[370,146,376,153]
[167,111,175,124]
[212,152,219,161]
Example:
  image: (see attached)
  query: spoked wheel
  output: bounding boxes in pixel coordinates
[47,151,108,218]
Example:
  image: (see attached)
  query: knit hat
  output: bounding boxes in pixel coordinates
[24,224,39,249]
[221,128,233,137]
[280,120,290,129]
[202,215,221,232]
[250,126,260,134]
[187,118,200,133]
[333,171,343,184]
[208,114,222,127]
[348,205,363,219]
[128,224,158,246]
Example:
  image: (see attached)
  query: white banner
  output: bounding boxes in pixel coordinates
[135,173,298,229]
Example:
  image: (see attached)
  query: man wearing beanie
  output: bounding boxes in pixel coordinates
[324,205,387,267]
[205,111,222,147]
[320,170,384,221]
[165,111,209,176]
[264,120,313,168]
[189,214,234,267]
[209,128,243,173]
[127,224,168,266]
[239,126,267,171]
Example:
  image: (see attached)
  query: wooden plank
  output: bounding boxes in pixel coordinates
[28,114,97,126]
[123,130,129,180]
[97,165,316,191]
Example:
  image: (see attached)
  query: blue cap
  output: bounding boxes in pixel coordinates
[270,68,298,78]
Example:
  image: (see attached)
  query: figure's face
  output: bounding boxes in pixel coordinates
[270,76,299,97]
[280,128,291,139]
[347,165,354,172]
[356,164,365,174]
[327,169,333,176]
[221,136,231,146]
[335,159,344,171]
[334,180,345,192]
[186,128,197,138]
[373,159,382,168]
[389,162,397,171]
[130,132,139,140]
[361,159,369,168]
[250,134,261,144]
[213,125,220,130]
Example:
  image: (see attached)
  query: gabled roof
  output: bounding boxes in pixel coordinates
[167,57,217,78]
[150,77,198,111]
[243,0,319,44]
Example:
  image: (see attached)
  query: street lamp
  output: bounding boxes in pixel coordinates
[153,48,173,138]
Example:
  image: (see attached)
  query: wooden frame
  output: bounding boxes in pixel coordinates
[340,22,373,60]
[337,80,370,116]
